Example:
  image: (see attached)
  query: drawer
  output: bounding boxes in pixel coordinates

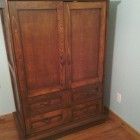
[72,99,102,121]
[28,91,70,116]
[72,84,102,104]
[30,109,71,133]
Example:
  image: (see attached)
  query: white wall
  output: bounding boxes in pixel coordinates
[105,0,140,132]
[0,14,15,116]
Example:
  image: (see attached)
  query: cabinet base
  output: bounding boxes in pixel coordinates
[13,112,107,140]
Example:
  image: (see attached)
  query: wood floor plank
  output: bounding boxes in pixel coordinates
[0,114,138,140]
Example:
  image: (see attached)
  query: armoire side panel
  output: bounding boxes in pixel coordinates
[1,5,26,133]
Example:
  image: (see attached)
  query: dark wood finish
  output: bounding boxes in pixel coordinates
[8,1,66,135]
[3,0,108,139]
[1,0,26,136]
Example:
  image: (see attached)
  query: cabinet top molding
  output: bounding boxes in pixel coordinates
[7,0,108,2]
[0,0,108,8]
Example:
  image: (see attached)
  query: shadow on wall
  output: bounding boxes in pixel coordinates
[104,0,121,107]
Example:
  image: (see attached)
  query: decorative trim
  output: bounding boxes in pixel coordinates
[105,107,140,140]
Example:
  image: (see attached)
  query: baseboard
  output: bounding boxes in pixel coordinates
[104,107,140,140]
[0,113,13,122]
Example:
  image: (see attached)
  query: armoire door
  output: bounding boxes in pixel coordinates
[64,2,107,91]
[9,1,69,133]
[9,1,66,98]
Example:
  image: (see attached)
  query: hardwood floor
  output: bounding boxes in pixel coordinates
[0,114,19,140]
[0,114,138,140]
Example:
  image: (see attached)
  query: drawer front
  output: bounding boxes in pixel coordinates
[30,109,71,133]
[72,100,102,121]
[28,91,70,116]
[72,84,102,104]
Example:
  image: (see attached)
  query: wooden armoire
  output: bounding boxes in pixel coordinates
[4,0,108,139]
